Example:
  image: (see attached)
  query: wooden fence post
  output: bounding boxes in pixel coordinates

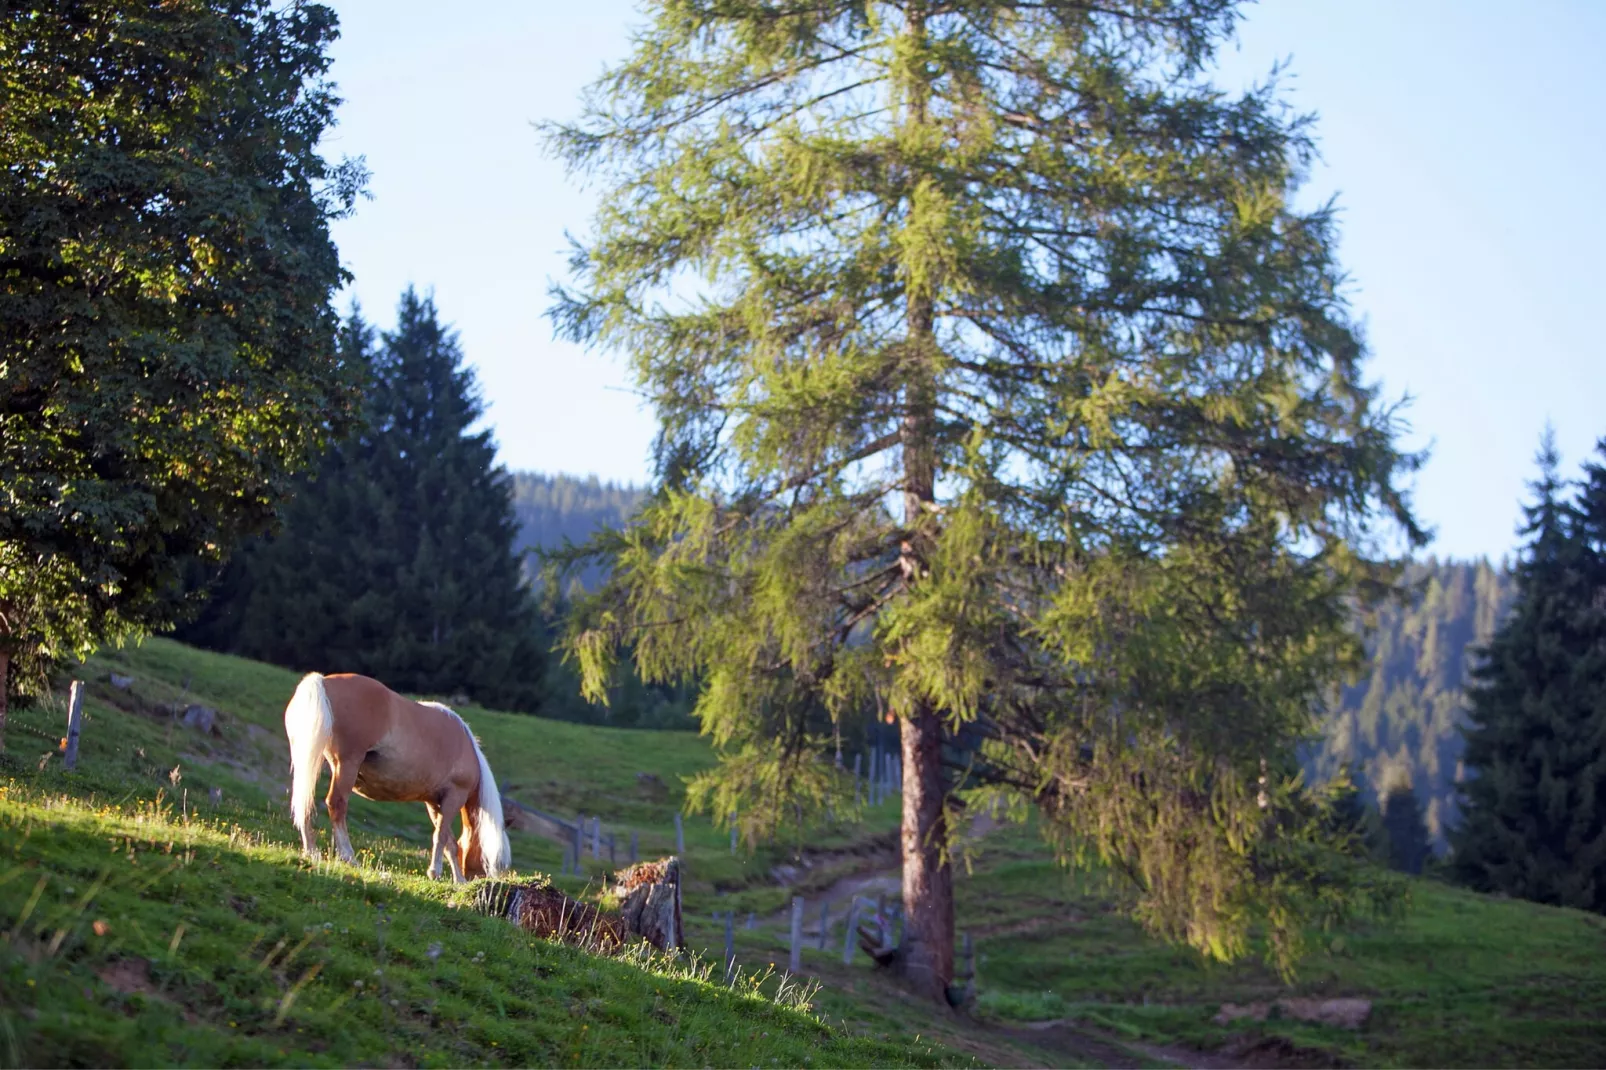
[789,896,804,974]
[842,898,861,965]
[63,680,85,770]
[723,910,736,984]
[962,931,976,1003]
[674,813,684,856]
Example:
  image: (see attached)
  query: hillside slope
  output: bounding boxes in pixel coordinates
[0,640,961,1068]
[7,639,1605,1069]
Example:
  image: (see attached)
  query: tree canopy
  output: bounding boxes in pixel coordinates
[550,0,1421,997]
[0,0,366,738]
[179,291,547,712]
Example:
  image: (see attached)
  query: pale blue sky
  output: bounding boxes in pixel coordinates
[322,1,1605,562]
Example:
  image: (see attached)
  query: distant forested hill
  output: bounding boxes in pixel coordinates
[508,473,645,584]
[507,473,696,727]
[1309,558,1516,849]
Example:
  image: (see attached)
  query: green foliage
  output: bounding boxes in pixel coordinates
[178,292,546,711]
[548,0,1423,978]
[0,0,366,714]
[1308,558,1516,849]
[1451,433,1606,912]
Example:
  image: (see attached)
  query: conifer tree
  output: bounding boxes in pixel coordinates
[1451,433,1606,912]
[551,0,1421,997]
[186,291,546,711]
[1380,776,1430,875]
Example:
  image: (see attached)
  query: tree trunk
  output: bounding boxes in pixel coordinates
[899,703,954,1001]
[892,0,954,1005]
[898,252,954,1002]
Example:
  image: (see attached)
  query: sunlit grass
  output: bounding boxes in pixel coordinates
[0,638,965,1068]
[11,637,1604,1068]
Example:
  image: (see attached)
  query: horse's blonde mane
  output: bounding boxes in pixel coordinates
[420,701,511,877]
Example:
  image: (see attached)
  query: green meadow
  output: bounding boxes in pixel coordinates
[2,638,1603,1068]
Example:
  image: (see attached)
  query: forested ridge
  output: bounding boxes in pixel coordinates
[1312,559,1516,849]
[508,473,644,586]
[510,474,1514,847]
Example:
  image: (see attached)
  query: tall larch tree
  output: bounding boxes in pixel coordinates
[0,0,367,744]
[1452,433,1606,911]
[550,0,1422,999]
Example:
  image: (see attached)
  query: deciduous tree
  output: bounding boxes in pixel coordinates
[0,0,366,743]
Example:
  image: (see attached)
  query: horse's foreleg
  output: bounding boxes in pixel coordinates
[325,758,361,864]
[425,802,447,879]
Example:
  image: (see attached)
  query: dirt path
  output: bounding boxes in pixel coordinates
[1005,1018,1249,1069]
[752,816,1245,1070]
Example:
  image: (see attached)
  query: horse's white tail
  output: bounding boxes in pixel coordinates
[433,706,511,878]
[469,730,512,877]
[285,672,333,831]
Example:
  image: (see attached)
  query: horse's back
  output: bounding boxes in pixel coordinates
[321,674,477,802]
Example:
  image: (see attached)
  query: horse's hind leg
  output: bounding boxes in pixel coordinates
[433,787,471,884]
[324,758,361,864]
[425,802,447,879]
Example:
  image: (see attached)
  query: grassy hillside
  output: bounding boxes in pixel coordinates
[0,640,961,1068]
[5,638,1605,1068]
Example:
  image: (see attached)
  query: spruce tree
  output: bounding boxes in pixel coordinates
[1380,776,1430,875]
[1451,432,1606,912]
[551,1,1421,997]
[186,291,546,711]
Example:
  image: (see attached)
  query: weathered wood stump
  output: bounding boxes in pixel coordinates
[472,856,684,954]
[474,880,630,951]
[857,907,900,968]
[610,857,684,952]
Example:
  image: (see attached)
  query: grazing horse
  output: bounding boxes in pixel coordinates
[283,672,511,883]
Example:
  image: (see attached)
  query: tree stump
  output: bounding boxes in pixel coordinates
[611,857,684,952]
[471,856,685,954]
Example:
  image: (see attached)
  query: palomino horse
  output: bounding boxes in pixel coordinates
[283,672,511,883]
